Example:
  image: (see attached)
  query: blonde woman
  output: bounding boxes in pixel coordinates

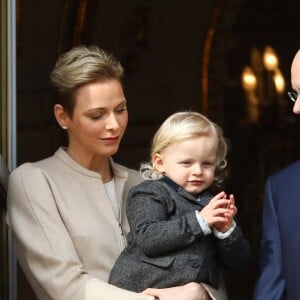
[7,47,214,300]
[109,111,250,299]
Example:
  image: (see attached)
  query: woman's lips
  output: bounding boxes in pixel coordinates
[101,136,119,144]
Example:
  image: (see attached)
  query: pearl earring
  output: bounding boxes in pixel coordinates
[62,125,67,130]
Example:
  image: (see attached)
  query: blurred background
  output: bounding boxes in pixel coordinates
[2,0,300,299]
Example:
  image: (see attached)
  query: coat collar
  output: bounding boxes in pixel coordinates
[55,147,128,180]
[160,176,212,206]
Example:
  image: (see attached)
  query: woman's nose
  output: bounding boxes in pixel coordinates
[105,114,119,130]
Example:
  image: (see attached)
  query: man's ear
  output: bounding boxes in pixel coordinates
[153,152,165,173]
[54,104,70,129]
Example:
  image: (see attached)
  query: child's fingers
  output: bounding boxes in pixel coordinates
[226,205,237,217]
[211,215,229,224]
[211,191,226,201]
[231,205,238,215]
[208,198,230,210]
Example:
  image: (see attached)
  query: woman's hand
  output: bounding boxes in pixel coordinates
[141,282,211,300]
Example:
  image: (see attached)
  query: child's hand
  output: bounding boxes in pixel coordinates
[198,191,231,227]
[214,194,237,233]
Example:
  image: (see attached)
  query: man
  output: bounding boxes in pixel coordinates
[253,49,300,299]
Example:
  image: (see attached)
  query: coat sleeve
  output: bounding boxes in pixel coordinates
[214,221,250,271]
[6,165,153,300]
[126,183,206,257]
[253,178,286,300]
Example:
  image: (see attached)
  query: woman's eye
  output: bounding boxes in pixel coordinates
[90,115,102,120]
[116,107,127,114]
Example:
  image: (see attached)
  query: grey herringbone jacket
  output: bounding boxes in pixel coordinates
[109,177,250,292]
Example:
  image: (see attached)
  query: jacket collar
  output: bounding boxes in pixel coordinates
[160,176,212,206]
[55,147,128,180]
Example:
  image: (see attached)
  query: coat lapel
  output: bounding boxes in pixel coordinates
[160,176,213,208]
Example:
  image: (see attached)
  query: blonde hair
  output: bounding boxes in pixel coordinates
[50,45,124,116]
[141,111,228,186]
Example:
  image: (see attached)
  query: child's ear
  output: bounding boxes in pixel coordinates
[152,153,165,173]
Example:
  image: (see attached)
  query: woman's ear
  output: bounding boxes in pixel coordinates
[54,104,70,129]
[152,153,165,173]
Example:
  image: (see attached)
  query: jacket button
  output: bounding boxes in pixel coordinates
[191,261,200,268]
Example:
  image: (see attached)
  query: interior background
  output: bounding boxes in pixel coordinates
[15,0,300,299]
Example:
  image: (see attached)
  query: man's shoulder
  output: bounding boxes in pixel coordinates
[269,160,300,184]
[271,160,300,180]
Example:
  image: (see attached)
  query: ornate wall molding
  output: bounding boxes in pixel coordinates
[201,0,242,122]
[57,0,98,56]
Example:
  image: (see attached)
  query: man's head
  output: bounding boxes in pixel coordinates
[291,49,300,114]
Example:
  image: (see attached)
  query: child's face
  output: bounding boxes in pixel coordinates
[153,136,218,195]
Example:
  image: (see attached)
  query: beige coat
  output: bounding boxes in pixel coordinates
[6,147,226,300]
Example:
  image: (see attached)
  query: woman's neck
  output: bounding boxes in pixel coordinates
[66,147,113,182]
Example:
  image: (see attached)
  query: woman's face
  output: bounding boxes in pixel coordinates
[66,79,128,159]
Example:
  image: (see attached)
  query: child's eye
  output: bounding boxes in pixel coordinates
[180,161,192,166]
[202,162,215,168]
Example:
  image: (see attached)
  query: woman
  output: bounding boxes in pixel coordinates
[7,45,218,300]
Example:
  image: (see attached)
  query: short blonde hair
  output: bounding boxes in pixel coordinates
[141,111,228,186]
[50,45,124,115]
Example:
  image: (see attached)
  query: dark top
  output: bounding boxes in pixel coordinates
[109,177,250,292]
[254,160,300,300]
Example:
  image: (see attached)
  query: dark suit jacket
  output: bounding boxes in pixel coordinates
[254,160,300,300]
[109,177,250,292]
